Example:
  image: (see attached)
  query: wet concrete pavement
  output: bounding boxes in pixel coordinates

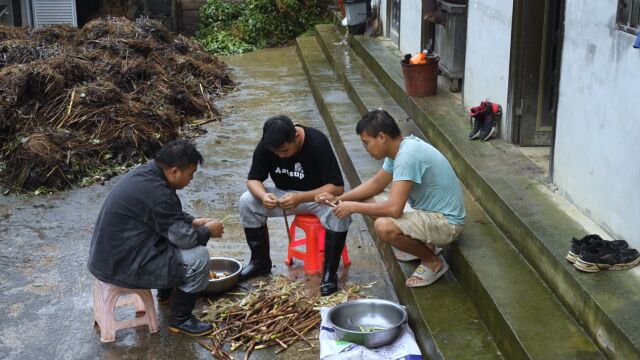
[0,46,397,359]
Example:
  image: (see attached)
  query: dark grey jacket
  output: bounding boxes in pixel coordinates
[87,160,210,289]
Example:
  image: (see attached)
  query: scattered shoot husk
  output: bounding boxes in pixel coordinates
[196,276,374,359]
[0,17,235,192]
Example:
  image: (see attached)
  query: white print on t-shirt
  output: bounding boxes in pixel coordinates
[274,163,305,179]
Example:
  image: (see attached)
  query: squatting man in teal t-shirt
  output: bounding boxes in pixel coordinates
[316,110,466,287]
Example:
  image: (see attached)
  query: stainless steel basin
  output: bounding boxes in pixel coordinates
[205,257,242,294]
[327,298,407,348]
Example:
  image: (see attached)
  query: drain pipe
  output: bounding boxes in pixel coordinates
[171,0,177,32]
[24,0,34,27]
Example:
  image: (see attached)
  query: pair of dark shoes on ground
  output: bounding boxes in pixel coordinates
[468,101,501,141]
[566,234,640,272]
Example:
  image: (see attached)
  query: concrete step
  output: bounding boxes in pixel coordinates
[310,24,604,359]
[296,35,503,360]
[343,27,640,360]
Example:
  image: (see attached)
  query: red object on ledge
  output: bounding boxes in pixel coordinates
[337,0,346,17]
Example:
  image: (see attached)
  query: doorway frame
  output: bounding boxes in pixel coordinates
[506,0,565,152]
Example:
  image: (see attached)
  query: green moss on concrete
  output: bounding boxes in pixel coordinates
[297,35,503,360]
[348,32,640,359]
[311,26,603,359]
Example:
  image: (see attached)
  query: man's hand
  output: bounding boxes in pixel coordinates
[205,220,224,238]
[278,193,300,210]
[263,193,279,209]
[333,201,354,219]
[192,217,210,227]
[315,192,337,207]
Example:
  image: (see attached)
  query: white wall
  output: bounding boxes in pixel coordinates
[377,0,389,38]
[463,0,513,136]
[399,1,422,54]
[553,0,640,247]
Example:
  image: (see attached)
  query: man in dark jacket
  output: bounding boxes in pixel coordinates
[239,115,351,296]
[88,140,223,336]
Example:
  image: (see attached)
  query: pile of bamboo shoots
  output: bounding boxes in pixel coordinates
[0,17,233,192]
[197,276,374,359]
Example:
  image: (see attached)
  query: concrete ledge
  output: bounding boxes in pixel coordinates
[297,35,503,359]
[346,30,640,359]
[312,24,603,359]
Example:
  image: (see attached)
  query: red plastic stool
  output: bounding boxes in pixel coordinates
[284,214,351,275]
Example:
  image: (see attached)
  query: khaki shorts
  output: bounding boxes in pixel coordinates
[374,191,463,246]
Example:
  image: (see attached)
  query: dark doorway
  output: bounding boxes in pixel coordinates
[0,0,20,26]
[76,0,101,27]
[507,0,565,146]
[422,20,435,53]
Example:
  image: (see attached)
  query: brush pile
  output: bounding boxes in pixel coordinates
[197,276,371,359]
[0,17,234,192]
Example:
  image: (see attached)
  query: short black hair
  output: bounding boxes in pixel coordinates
[155,139,203,169]
[261,115,296,150]
[356,110,401,139]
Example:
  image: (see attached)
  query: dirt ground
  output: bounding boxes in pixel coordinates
[0,46,397,360]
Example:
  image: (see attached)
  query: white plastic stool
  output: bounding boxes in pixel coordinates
[92,279,159,342]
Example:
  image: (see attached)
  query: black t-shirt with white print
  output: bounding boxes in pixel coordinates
[248,125,344,191]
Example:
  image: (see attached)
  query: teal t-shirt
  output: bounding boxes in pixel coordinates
[382,135,465,225]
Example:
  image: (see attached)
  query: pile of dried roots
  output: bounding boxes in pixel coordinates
[0,17,234,192]
[197,276,372,359]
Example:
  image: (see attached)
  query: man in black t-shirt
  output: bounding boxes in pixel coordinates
[238,115,351,296]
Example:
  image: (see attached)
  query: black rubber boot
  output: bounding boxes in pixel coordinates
[156,288,173,305]
[168,288,213,336]
[320,230,348,296]
[240,225,272,280]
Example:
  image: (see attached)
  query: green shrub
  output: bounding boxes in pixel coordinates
[198,29,254,54]
[197,0,329,55]
[199,0,243,28]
